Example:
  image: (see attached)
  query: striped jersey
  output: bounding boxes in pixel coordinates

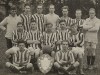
[69,32,84,47]
[56,29,71,50]
[19,13,32,31]
[12,30,28,45]
[13,48,31,66]
[55,50,75,64]
[72,19,85,27]
[42,32,57,47]
[32,13,45,32]
[60,17,73,27]
[58,29,70,41]
[28,30,42,49]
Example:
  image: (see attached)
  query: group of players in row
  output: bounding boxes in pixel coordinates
[0,4,100,75]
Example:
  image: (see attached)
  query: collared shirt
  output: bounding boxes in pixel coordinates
[55,50,75,64]
[32,13,45,32]
[44,13,60,29]
[0,15,21,39]
[73,18,85,27]
[42,31,57,47]
[82,17,100,43]
[28,30,42,49]
[6,47,31,66]
[19,13,32,31]
[12,30,28,44]
[60,16,73,27]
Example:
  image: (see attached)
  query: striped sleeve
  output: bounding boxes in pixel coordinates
[12,30,17,44]
[78,33,84,46]
[68,51,75,64]
[55,51,61,63]
[24,31,29,41]
[32,14,45,32]
[25,50,31,63]
[19,14,31,31]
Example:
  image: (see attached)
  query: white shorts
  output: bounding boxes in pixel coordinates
[71,47,84,57]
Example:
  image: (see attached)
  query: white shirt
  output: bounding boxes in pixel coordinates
[82,17,100,43]
[44,13,59,29]
[0,15,21,39]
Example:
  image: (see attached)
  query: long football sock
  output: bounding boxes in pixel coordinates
[66,65,75,72]
[87,56,91,66]
[91,56,95,65]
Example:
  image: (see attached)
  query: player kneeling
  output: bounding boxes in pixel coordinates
[5,40,33,73]
[54,40,79,75]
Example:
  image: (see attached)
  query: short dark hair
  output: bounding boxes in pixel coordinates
[17,22,22,26]
[10,5,17,10]
[71,23,79,31]
[17,39,26,45]
[45,23,53,27]
[30,19,36,23]
[59,20,66,24]
[89,8,95,12]
[62,6,69,10]
[37,4,43,8]
[24,3,30,7]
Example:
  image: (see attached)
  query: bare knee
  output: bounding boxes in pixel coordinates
[5,62,12,68]
[54,62,60,68]
[73,61,80,67]
[26,63,33,69]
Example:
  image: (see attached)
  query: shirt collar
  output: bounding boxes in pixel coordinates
[9,14,17,18]
[89,16,96,20]
[49,13,55,15]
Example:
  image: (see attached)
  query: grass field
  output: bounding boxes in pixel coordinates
[0,30,100,75]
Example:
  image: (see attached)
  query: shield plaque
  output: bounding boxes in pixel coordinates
[37,54,54,74]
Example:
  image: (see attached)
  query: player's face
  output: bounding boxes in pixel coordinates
[10,9,17,16]
[24,6,31,13]
[49,5,55,13]
[17,24,23,31]
[30,22,37,30]
[46,24,53,31]
[75,10,82,18]
[37,5,43,14]
[89,10,96,19]
[60,22,66,29]
[18,43,25,50]
[62,42,69,51]
[62,9,68,16]
[71,25,78,32]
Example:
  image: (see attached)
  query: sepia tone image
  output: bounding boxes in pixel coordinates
[0,0,100,75]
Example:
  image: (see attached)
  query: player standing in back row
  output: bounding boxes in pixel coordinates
[82,8,100,69]
[32,4,45,33]
[19,4,32,31]
[44,4,60,31]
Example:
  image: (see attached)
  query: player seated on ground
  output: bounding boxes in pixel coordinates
[27,20,42,71]
[12,22,28,47]
[5,40,33,73]
[54,40,79,75]
[69,23,84,74]
[40,23,57,57]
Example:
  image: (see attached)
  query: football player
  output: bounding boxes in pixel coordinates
[5,40,33,73]
[69,23,84,74]
[82,8,100,69]
[54,40,79,75]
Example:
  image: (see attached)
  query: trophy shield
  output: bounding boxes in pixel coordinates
[37,54,54,74]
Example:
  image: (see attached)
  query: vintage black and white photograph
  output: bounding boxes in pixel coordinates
[0,0,100,75]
